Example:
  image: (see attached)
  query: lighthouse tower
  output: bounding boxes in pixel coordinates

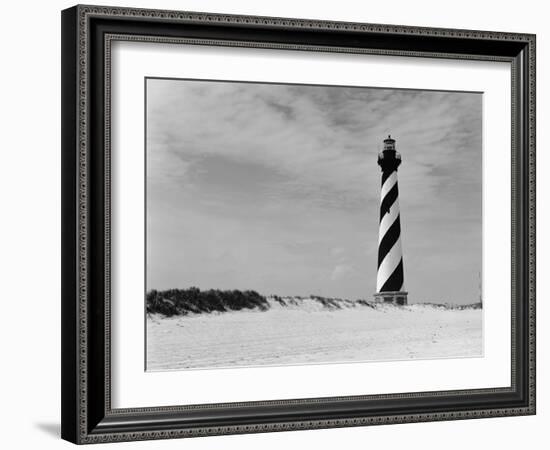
[374,136,408,305]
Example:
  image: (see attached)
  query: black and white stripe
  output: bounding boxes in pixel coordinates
[376,169,404,292]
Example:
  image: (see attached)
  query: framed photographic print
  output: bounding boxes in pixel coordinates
[61,4,536,444]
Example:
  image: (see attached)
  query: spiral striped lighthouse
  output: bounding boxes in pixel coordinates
[374,136,408,305]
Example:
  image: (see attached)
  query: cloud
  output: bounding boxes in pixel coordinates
[330,264,355,281]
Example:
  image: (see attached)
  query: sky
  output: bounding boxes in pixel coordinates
[146,78,482,304]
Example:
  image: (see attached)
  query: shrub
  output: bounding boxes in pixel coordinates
[146,287,270,317]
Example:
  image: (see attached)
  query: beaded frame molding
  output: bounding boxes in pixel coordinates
[61,4,536,444]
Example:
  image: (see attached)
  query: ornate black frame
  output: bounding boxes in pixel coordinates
[61,4,536,444]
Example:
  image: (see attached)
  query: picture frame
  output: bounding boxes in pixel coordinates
[61,4,536,444]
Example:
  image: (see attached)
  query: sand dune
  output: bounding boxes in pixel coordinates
[146,300,482,371]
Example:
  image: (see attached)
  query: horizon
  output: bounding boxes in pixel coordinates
[146,286,481,306]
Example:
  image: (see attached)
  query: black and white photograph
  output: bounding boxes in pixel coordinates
[0,0,543,447]
[51,0,541,445]
[145,78,483,371]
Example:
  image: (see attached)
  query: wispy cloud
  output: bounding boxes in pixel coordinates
[331,264,355,282]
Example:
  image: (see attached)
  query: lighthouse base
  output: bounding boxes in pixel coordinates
[373,291,408,306]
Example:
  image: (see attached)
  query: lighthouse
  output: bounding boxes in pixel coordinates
[374,136,408,305]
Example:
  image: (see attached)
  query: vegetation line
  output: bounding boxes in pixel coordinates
[147,288,482,317]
